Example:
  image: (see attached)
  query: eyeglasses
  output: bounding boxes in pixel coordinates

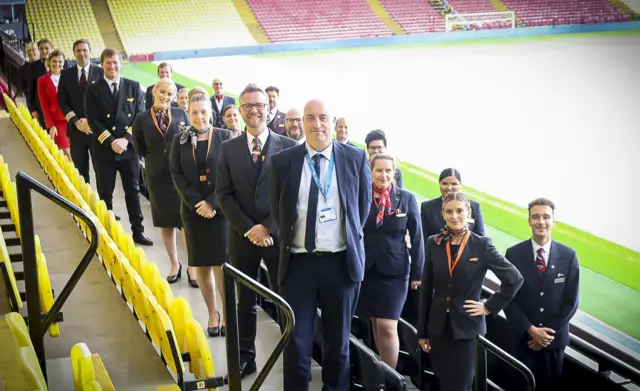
[241,103,266,111]
[286,118,302,123]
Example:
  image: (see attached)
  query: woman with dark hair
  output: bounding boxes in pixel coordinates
[170,87,233,337]
[420,168,485,239]
[221,104,242,137]
[357,154,424,369]
[418,192,523,391]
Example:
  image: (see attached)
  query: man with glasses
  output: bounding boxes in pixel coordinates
[284,108,305,144]
[210,78,235,128]
[364,129,403,188]
[216,84,297,381]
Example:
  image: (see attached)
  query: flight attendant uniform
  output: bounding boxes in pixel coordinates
[38,72,70,149]
[419,229,523,391]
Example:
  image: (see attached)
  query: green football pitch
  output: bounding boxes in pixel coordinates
[120,51,640,340]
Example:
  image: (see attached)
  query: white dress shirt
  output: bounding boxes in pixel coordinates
[246,129,269,154]
[291,142,346,253]
[532,238,552,266]
[77,63,90,81]
[104,76,121,93]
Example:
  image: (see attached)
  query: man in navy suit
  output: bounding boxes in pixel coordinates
[504,198,580,391]
[269,99,372,391]
[210,78,235,128]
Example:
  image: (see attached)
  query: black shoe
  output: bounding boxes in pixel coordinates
[224,360,257,383]
[187,268,199,288]
[115,215,121,221]
[167,264,182,284]
[220,325,226,337]
[207,311,221,337]
[132,232,153,246]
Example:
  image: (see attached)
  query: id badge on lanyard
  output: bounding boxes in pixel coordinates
[305,151,336,224]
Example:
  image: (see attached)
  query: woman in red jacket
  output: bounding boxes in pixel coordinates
[38,49,71,160]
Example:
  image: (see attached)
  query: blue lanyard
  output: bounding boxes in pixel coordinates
[305,151,334,202]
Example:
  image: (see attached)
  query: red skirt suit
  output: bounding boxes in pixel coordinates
[37,72,70,149]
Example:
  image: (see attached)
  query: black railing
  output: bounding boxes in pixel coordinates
[222,262,295,391]
[475,334,536,391]
[16,171,99,380]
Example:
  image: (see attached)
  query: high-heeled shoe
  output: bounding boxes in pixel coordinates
[166,264,182,284]
[220,325,226,337]
[207,311,221,337]
[187,267,199,288]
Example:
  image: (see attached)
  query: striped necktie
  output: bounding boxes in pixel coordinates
[535,247,546,282]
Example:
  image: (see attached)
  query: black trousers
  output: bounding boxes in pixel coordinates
[69,129,97,187]
[515,343,565,391]
[227,229,280,363]
[95,157,144,233]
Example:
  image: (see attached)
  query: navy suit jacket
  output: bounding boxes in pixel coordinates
[418,233,523,340]
[364,185,424,281]
[210,95,236,128]
[269,141,372,285]
[503,239,580,350]
[421,197,485,239]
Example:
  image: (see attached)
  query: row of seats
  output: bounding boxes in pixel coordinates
[3,312,115,390]
[247,0,394,42]
[25,0,106,59]
[0,154,59,336]
[104,0,257,55]
[2,94,220,390]
[501,0,634,26]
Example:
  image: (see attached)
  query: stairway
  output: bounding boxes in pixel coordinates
[89,0,126,57]
[365,0,406,35]
[609,0,640,19]
[231,0,271,44]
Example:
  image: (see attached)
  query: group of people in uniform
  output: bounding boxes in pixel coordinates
[20,38,580,391]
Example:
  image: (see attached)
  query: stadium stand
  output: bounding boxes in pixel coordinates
[449,0,499,14]
[379,0,446,34]
[501,0,633,26]
[247,0,393,42]
[2,94,223,391]
[25,0,106,58]
[105,0,257,56]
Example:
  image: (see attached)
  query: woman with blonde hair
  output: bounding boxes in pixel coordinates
[170,86,233,336]
[133,78,195,285]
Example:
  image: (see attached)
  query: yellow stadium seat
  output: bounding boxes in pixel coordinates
[83,381,103,391]
[5,312,33,350]
[71,342,96,390]
[0,226,23,309]
[168,297,193,356]
[92,354,116,391]
[17,346,48,391]
[142,261,162,298]
[154,278,174,312]
[37,253,60,337]
[185,318,216,380]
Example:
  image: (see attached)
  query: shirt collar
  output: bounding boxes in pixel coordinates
[247,128,269,147]
[531,238,552,256]
[306,141,333,160]
[78,63,90,75]
[104,76,120,86]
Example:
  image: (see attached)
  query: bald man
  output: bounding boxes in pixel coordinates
[284,108,305,144]
[269,99,372,391]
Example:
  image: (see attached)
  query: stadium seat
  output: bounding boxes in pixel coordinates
[501,0,629,27]
[247,0,393,42]
[26,0,106,59]
[379,0,446,33]
[105,0,257,55]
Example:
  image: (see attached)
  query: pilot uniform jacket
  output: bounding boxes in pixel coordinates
[421,197,485,239]
[133,108,189,228]
[58,64,104,139]
[504,239,580,350]
[84,77,145,162]
[363,185,424,280]
[418,233,523,340]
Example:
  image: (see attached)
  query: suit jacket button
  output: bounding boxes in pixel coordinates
[128,114,131,117]
[540,308,544,312]
[107,114,110,118]
[446,297,450,302]
[207,181,212,185]
[540,292,544,296]
[164,149,167,153]
[448,284,452,288]
[112,126,116,130]
[206,168,210,173]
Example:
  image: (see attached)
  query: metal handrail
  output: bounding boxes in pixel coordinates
[16,171,99,380]
[475,334,536,391]
[222,262,295,391]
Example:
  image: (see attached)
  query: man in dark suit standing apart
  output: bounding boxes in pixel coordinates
[58,39,103,186]
[84,48,153,246]
[216,84,297,379]
[269,99,372,391]
[265,86,286,135]
[144,62,185,111]
[504,198,580,391]
[210,78,235,128]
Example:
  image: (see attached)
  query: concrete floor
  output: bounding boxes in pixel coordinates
[0,114,324,390]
